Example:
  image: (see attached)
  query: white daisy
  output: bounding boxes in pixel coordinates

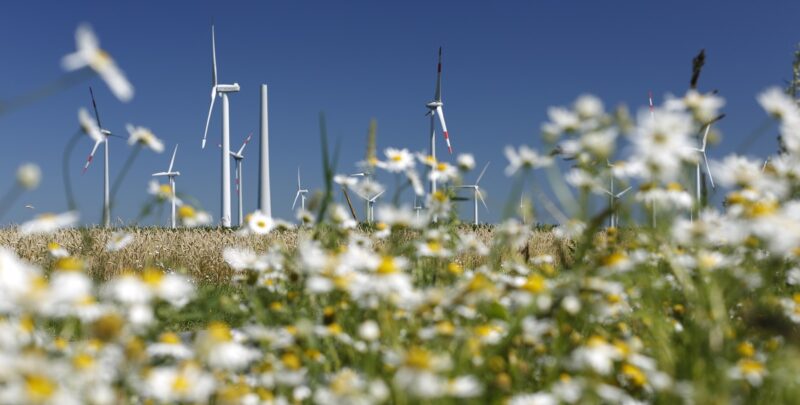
[61,24,133,102]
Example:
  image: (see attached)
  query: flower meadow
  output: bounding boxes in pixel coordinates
[4,24,800,405]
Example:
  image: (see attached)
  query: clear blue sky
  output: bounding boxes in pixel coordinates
[0,1,798,225]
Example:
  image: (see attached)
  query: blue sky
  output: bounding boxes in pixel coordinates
[0,1,798,225]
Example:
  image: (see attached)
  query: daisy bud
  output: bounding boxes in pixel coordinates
[16,163,41,190]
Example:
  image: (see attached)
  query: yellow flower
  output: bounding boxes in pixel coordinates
[621,363,647,387]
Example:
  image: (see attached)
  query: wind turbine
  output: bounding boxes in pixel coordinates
[292,167,309,212]
[693,114,723,215]
[456,162,489,225]
[82,86,115,227]
[230,132,252,226]
[365,190,385,223]
[413,196,423,220]
[424,47,453,196]
[152,145,181,229]
[602,184,632,228]
[201,25,240,228]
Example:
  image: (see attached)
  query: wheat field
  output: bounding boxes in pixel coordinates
[0,225,571,283]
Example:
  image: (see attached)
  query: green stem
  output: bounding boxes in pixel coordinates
[62,129,83,211]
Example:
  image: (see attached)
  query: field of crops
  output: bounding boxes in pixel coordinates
[5,84,800,403]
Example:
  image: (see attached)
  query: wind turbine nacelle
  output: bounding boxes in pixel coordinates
[217,84,241,93]
[152,171,180,177]
[426,101,442,109]
[101,129,112,136]
[230,152,244,159]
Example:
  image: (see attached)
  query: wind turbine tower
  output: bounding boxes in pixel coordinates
[202,25,239,228]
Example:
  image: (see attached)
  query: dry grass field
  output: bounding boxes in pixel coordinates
[0,225,572,283]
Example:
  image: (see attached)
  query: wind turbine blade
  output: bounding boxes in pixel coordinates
[372,190,386,201]
[292,190,301,210]
[168,144,178,173]
[211,25,218,87]
[616,186,633,198]
[648,90,655,120]
[435,106,452,154]
[703,153,715,189]
[434,47,442,101]
[701,123,711,151]
[475,162,490,184]
[237,132,253,155]
[201,90,216,149]
[82,140,103,174]
[297,167,302,190]
[89,86,102,129]
[477,189,488,211]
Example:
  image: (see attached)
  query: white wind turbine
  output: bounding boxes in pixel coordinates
[692,114,723,216]
[424,47,453,196]
[201,25,240,228]
[292,167,309,212]
[365,190,385,223]
[152,145,181,229]
[413,196,423,220]
[603,161,632,228]
[230,132,253,226]
[456,162,489,225]
[82,86,117,227]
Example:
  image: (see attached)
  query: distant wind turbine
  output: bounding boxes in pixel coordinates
[693,114,724,216]
[152,145,181,228]
[456,162,489,225]
[292,167,309,212]
[201,25,240,228]
[230,132,252,226]
[82,86,117,227]
[424,47,453,196]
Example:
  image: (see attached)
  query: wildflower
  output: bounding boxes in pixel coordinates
[542,106,580,138]
[18,211,79,235]
[457,153,476,171]
[377,147,415,172]
[16,163,41,190]
[62,24,134,101]
[106,231,133,252]
[574,94,605,119]
[333,174,358,187]
[126,124,164,153]
[429,161,458,184]
[570,336,622,375]
[630,107,695,181]
[508,392,558,405]
[147,332,193,360]
[79,107,104,143]
[141,363,216,403]
[504,145,553,176]
[178,205,212,227]
[148,180,174,201]
[196,322,260,371]
[246,210,275,234]
[729,358,768,386]
[670,89,726,123]
[758,86,800,121]
[358,320,380,341]
[47,242,70,258]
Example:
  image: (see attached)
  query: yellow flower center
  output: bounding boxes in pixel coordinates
[25,374,56,400]
[73,353,94,370]
[405,347,432,369]
[178,205,196,219]
[667,182,683,192]
[391,154,403,162]
[142,267,164,286]
[738,359,765,374]
[159,332,181,345]
[376,256,398,274]
[521,274,546,293]
[208,322,233,342]
[621,363,647,386]
[601,251,627,267]
[737,342,755,358]
[745,200,778,218]
[159,184,172,195]
[172,375,191,393]
[54,257,83,272]
[281,353,302,370]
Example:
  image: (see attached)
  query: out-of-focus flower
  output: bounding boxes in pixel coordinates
[16,163,41,190]
[377,148,415,172]
[245,210,274,235]
[457,153,476,171]
[62,24,134,102]
[47,242,70,258]
[126,124,164,153]
[178,205,212,227]
[505,146,553,176]
[106,231,133,252]
[18,211,79,235]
